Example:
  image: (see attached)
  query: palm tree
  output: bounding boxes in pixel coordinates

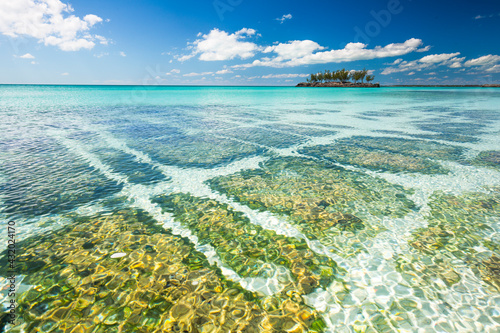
[333,70,340,82]
[352,70,363,83]
[360,68,368,83]
[317,72,324,83]
[306,68,374,84]
[324,70,332,82]
[337,69,350,83]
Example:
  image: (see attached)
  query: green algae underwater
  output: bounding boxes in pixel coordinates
[1,85,500,332]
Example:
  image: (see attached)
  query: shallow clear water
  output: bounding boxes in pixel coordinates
[1,85,500,332]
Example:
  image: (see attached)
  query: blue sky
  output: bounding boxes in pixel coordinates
[1,0,499,85]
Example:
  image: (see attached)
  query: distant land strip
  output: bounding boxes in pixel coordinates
[296,83,500,88]
[296,82,380,87]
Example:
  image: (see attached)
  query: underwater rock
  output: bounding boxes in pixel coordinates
[128,133,265,168]
[299,136,464,174]
[410,133,479,143]
[1,207,326,332]
[91,147,168,185]
[477,255,500,292]
[301,143,447,174]
[471,151,500,170]
[406,190,500,291]
[153,193,344,294]
[208,156,416,257]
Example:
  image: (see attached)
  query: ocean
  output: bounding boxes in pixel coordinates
[1,85,500,332]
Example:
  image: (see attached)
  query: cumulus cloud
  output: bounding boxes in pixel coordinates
[419,52,460,63]
[177,28,258,62]
[463,54,500,73]
[464,55,500,67]
[387,58,403,65]
[261,73,309,79]
[19,53,35,59]
[235,38,423,68]
[216,69,233,74]
[381,52,465,75]
[0,0,105,51]
[275,14,292,24]
[263,40,325,59]
[183,72,214,77]
[485,65,500,73]
[416,45,431,52]
[119,51,126,57]
[94,35,109,45]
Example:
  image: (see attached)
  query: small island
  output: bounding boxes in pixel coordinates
[296,68,380,87]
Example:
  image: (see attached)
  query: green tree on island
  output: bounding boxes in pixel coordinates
[307,68,375,83]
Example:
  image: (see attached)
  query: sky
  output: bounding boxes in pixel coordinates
[0,0,499,85]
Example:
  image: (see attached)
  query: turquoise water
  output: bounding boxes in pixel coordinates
[1,85,500,332]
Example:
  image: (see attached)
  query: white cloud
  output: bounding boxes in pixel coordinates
[485,65,500,73]
[0,0,105,51]
[276,14,292,24]
[263,40,325,59]
[416,45,431,52]
[474,13,500,20]
[419,52,460,63]
[462,55,500,73]
[61,72,69,76]
[119,51,126,57]
[388,58,403,65]
[261,73,309,79]
[408,72,415,75]
[382,53,500,75]
[94,52,108,58]
[183,71,214,77]
[19,53,35,59]
[464,55,500,67]
[95,35,108,45]
[168,69,180,74]
[235,38,423,68]
[178,28,258,62]
[381,52,465,75]
[31,61,37,64]
[216,69,233,74]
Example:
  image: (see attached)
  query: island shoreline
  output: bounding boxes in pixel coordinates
[296,83,500,88]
